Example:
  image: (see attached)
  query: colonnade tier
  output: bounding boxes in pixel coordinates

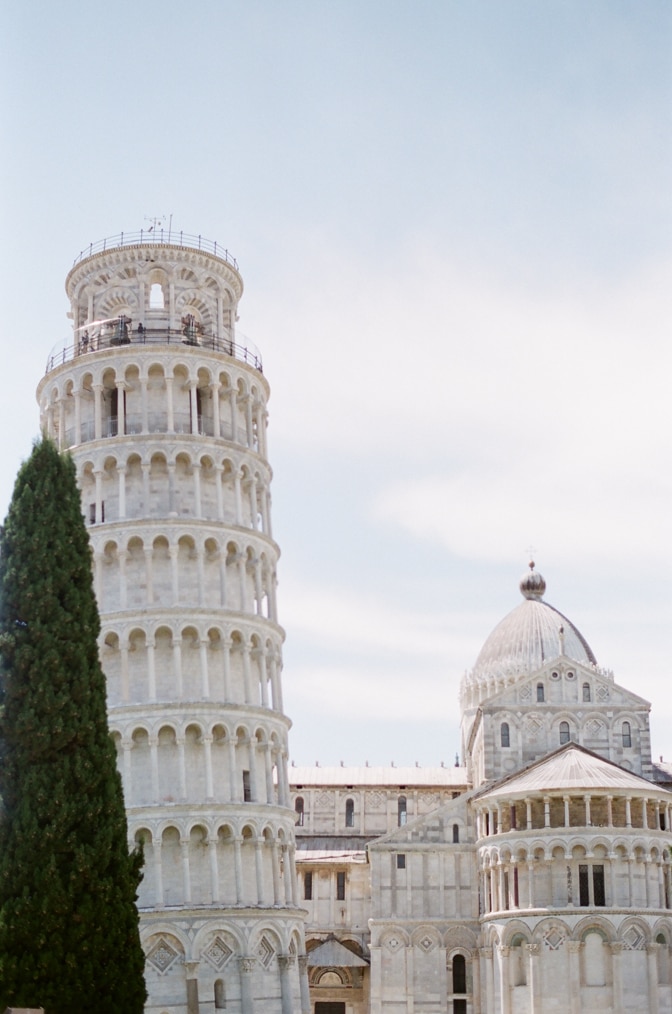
[92,529,278,623]
[111,716,291,808]
[38,353,269,458]
[475,790,672,838]
[76,445,273,537]
[101,619,284,709]
[128,815,300,911]
[479,839,672,915]
[93,543,277,636]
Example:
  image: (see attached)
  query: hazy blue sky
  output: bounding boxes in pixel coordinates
[1,1,671,766]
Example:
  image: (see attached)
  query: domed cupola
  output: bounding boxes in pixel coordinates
[519,560,546,600]
[467,563,597,690]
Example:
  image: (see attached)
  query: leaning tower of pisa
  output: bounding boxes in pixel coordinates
[36,231,310,1014]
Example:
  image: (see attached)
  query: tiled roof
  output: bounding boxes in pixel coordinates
[475,744,671,800]
[307,938,369,967]
[294,850,367,863]
[289,765,466,787]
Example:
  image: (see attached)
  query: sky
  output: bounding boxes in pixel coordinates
[1,1,671,767]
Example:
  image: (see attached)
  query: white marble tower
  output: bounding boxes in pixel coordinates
[36,231,309,1014]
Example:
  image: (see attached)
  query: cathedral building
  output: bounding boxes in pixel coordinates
[36,231,672,1013]
[292,567,672,1014]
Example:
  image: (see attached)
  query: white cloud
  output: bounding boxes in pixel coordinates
[371,466,672,570]
[281,577,484,662]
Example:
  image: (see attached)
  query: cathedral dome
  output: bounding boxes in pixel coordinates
[470,564,597,683]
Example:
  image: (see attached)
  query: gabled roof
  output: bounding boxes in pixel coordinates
[307,937,369,967]
[368,789,475,848]
[474,742,671,801]
[475,664,651,713]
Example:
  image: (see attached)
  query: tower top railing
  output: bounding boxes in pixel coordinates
[45,321,262,374]
[71,231,238,270]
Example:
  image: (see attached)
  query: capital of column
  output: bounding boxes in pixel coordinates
[480,947,493,959]
[239,956,257,973]
[567,941,583,954]
[610,942,625,954]
[647,943,660,955]
[184,960,200,979]
[525,943,540,956]
[498,945,510,957]
[278,954,295,969]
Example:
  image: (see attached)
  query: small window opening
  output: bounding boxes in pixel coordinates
[89,502,105,525]
[304,871,313,900]
[452,953,467,993]
[214,979,226,1009]
[336,871,346,901]
[149,283,164,309]
[398,795,407,826]
[242,770,251,802]
[345,798,354,828]
[294,796,304,827]
[397,854,406,869]
[452,823,459,844]
[537,683,545,702]
[622,721,632,748]
[594,865,606,906]
[559,721,570,744]
[583,682,591,701]
[501,722,510,747]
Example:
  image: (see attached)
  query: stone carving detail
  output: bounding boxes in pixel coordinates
[384,935,403,953]
[147,937,181,974]
[623,927,646,951]
[543,928,565,951]
[417,935,436,953]
[368,791,385,809]
[257,935,275,969]
[585,718,605,737]
[317,791,334,808]
[203,935,234,970]
[597,685,610,701]
[520,685,532,702]
[526,716,544,742]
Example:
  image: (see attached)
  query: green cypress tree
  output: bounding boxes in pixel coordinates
[0,438,147,1013]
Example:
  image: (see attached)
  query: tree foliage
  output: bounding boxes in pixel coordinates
[0,439,146,1013]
